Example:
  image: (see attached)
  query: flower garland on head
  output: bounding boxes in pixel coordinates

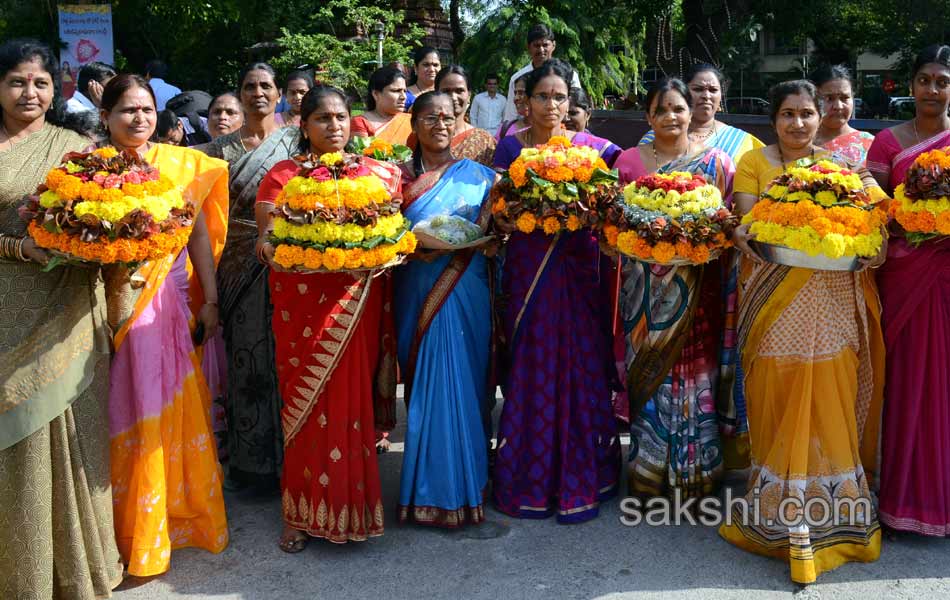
[603,171,737,265]
[742,157,886,259]
[492,135,620,235]
[21,147,195,266]
[890,146,950,244]
[269,152,416,272]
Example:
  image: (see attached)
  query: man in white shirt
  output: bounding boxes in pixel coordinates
[503,23,581,121]
[145,59,182,110]
[65,62,115,115]
[469,74,507,132]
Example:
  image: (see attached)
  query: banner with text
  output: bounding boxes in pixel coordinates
[58,4,114,98]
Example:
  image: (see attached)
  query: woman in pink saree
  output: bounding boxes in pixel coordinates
[867,44,950,536]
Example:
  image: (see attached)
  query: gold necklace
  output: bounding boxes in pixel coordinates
[652,140,688,169]
[690,121,717,142]
[777,143,815,171]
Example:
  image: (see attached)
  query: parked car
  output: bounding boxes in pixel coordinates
[852,98,872,119]
[724,97,770,115]
[888,96,915,119]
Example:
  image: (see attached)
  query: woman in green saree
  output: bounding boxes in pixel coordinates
[0,39,122,599]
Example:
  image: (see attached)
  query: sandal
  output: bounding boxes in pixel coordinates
[375,437,391,454]
[278,530,308,554]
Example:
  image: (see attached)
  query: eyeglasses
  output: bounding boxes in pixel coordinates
[531,93,569,106]
[419,114,457,127]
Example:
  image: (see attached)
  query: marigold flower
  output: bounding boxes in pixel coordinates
[542,216,561,235]
[566,214,582,232]
[652,241,676,263]
[515,212,537,234]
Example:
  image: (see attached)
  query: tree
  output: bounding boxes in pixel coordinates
[458,1,650,103]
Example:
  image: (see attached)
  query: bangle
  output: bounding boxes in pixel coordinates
[14,238,26,262]
[0,235,26,261]
[203,300,218,307]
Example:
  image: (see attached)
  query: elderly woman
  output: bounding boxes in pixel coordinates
[720,80,885,584]
[434,65,496,166]
[811,64,875,164]
[0,38,122,600]
[205,62,283,162]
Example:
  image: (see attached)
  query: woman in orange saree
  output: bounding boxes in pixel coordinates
[350,66,412,146]
[256,86,399,553]
[101,75,230,577]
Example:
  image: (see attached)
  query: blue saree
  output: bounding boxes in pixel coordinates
[395,159,495,527]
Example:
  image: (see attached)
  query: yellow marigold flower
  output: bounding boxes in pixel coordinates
[515,212,537,234]
[542,216,561,235]
[547,136,572,148]
[320,152,344,165]
[303,248,323,270]
[398,232,417,254]
[323,247,346,270]
[93,147,119,159]
[79,181,102,202]
[121,183,146,198]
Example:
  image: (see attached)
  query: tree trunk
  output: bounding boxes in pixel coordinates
[450,0,464,58]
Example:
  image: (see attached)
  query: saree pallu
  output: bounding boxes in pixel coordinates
[622,262,723,498]
[0,124,123,599]
[719,264,884,584]
[109,144,230,577]
[271,271,391,541]
[215,127,301,487]
[493,230,621,522]
[869,129,950,536]
[395,160,493,527]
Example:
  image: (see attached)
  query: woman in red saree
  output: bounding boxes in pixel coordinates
[867,44,950,537]
[256,86,399,552]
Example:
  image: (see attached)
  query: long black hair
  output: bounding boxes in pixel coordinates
[297,84,350,153]
[365,66,406,111]
[0,38,93,135]
[435,65,471,92]
[409,46,439,86]
[409,90,452,174]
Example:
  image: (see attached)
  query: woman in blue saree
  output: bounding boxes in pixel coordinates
[395,92,497,527]
[491,60,622,523]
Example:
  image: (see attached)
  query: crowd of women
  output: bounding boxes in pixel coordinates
[1,29,949,598]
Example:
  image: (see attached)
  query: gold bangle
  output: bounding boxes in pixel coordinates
[14,237,26,262]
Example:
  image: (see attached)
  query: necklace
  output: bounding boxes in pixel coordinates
[690,121,717,142]
[777,143,815,170]
[913,117,922,145]
[652,140,689,169]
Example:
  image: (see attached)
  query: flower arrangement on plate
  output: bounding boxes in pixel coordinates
[890,146,950,244]
[21,146,194,268]
[269,152,416,272]
[742,158,886,268]
[606,171,737,265]
[490,135,619,235]
[347,136,412,164]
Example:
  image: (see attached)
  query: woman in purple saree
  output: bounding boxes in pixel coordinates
[491,60,621,523]
[867,44,950,536]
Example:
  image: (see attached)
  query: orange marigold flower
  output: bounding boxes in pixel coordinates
[603,224,619,246]
[916,210,937,232]
[93,147,119,159]
[691,244,711,264]
[515,212,537,234]
[398,232,418,254]
[548,135,572,148]
[323,247,346,270]
[937,211,950,235]
[303,248,323,270]
[492,197,507,214]
[675,240,693,259]
[566,214,582,232]
[344,248,364,269]
[508,159,528,188]
[121,183,146,198]
[574,167,593,183]
[79,181,103,202]
[542,216,561,235]
[652,241,676,263]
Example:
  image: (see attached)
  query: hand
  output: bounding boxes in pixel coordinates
[409,248,451,263]
[492,217,517,235]
[479,237,503,258]
[88,80,105,107]
[256,237,275,266]
[195,302,219,346]
[731,223,763,264]
[857,226,888,271]
[21,237,50,265]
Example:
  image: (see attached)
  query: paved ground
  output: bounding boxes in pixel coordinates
[114,395,950,600]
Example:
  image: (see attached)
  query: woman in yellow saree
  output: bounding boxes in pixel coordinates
[99,75,230,577]
[720,80,885,584]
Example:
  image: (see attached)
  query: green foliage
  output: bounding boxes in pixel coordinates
[458,1,650,103]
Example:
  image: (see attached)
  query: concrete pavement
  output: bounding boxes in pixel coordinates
[113,398,950,600]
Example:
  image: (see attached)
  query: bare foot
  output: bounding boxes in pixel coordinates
[278,526,308,553]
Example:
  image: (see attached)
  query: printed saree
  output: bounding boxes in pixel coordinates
[492,132,622,523]
[395,159,494,527]
[718,149,884,583]
[868,127,950,535]
[615,147,735,499]
[823,130,875,166]
[640,123,764,165]
[109,144,230,577]
[258,155,400,542]
[213,127,301,488]
[0,124,123,599]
